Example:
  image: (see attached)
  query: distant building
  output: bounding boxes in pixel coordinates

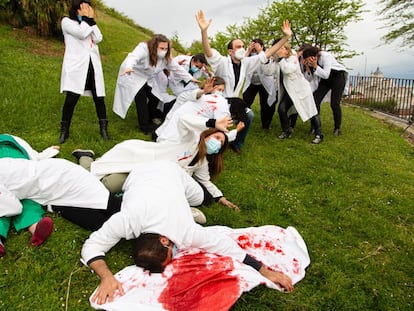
[371,66,383,78]
[348,67,414,118]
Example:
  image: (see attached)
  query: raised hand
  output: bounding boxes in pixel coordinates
[281,20,292,37]
[196,10,212,32]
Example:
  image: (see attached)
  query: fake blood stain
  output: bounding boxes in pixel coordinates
[158,253,240,311]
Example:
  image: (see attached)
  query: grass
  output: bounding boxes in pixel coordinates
[0,9,413,311]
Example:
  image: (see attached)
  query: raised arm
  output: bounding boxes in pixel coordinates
[196,10,213,58]
[265,20,292,59]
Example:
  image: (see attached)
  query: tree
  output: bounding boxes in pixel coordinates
[378,0,414,49]
[209,0,364,60]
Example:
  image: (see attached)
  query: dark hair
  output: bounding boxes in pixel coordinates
[147,34,171,67]
[68,0,90,20]
[197,128,228,180]
[302,46,320,59]
[252,38,265,50]
[272,38,282,46]
[133,233,169,273]
[227,97,248,124]
[192,53,207,65]
[298,43,313,52]
[227,39,236,50]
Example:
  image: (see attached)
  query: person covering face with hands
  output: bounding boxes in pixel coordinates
[59,0,110,144]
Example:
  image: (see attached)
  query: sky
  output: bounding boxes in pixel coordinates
[102,0,414,79]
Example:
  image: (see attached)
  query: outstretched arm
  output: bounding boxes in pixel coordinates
[265,20,292,59]
[196,10,213,58]
[90,259,125,305]
[259,266,294,292]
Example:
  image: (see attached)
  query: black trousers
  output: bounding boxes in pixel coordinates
[278,91,322,136]
[313,70,346,130]
[52,193,122,231]
[243,83,276,129]
[134,83,162,132]
[61,59,107,122]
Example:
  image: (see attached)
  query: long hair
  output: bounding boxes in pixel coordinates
[68,0,90,21]
[197,128,229,180]
[146,34,171,67]
[133,233,169,273]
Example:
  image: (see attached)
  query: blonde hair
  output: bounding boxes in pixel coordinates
[283,42,293,57]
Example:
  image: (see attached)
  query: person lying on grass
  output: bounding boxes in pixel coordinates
[81,161,293,305]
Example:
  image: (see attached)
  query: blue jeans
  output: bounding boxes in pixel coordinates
[232,108,254,150]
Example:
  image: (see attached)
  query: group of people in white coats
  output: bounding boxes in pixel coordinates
[1,3,327,307]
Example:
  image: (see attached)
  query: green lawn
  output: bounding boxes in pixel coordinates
[0,11,413,311]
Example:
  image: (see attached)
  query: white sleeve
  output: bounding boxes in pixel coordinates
[314,53,333,79]
[206,49,227,74]
[81,212,139,265]
[90,24,103,44]
[192,161,223,198]
[61,17,94,40]
[182,224,246,262]
[124,43,148,70]
[0,184,22,218]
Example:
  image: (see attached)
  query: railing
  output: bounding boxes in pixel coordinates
[345,75,414,122]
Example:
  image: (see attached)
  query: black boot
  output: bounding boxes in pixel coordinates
[59,121,70,144]
[99,119,110,141]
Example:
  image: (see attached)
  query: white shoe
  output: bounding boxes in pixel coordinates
[191,207,206,224]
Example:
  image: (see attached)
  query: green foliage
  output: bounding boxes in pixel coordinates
[378,0,414,49]
[210,0,364,59]
[1,9,414,311]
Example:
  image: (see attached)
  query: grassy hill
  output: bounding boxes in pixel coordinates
[0,8,413,311]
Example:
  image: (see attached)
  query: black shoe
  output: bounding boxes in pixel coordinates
[229,143,242,154]
[72,149,95,161]
[311,135,323,144]
[334,128,341,136]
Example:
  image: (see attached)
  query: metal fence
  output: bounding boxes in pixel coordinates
[344,75,414,122]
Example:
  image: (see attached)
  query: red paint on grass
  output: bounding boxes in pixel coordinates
[158,253,240,311]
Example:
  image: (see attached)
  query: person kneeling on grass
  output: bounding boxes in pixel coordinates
[81,161,293,305]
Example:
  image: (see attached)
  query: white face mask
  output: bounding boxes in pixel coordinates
[234,48,246,60]
[213,90,224,97]
[157,50,167,59]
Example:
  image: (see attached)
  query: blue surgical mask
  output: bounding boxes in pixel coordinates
[189,66,200,74]
[206,137,222,154]
[172,244,178,258]
[77,14,82,22]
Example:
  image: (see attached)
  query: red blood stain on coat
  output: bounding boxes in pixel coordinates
[159,253,240,311]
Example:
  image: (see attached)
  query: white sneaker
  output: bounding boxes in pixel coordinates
[191,207,206,224]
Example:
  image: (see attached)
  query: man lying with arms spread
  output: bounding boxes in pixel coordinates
[81,161,293,305]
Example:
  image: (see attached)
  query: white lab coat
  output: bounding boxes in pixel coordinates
[90,115,223,198]
[60,17,105,96]
[113,42,193,118]
[167,55,209,95]
[9,135,60,160]
[155,91,236,143]
[0,158,109,218]
[206,49,268,97]
[243,59,278,107]
[81,161,246,265]
[278,54,318,122]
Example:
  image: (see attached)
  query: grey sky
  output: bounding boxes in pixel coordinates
[102,0,414,79]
